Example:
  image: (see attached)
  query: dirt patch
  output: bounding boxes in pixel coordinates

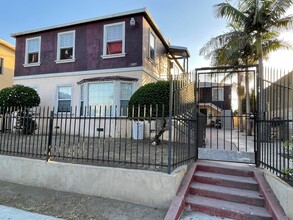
[0,180,167,220]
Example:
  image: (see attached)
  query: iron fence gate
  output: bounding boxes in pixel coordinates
[195,65,258,163]
[168,73,205,173]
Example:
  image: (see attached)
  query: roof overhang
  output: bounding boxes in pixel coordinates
[77,75,138,85]
[11,8,155,37]
[168,45,190,58]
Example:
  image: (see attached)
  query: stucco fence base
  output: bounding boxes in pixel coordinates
[0,155,186,209]
[262,169,293,219]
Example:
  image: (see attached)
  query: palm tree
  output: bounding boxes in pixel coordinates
[200,0,293,134]
[215,0,293,127]
[200,29,249,132]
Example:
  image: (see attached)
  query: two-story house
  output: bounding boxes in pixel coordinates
[198,82,232,129]
[264,71,293,140]
[0,39,15,90]
[12,8,189,116]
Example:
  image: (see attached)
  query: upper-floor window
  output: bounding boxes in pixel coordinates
[25,37,41,66]
[0,58,3,74]
[149,32,156,61]
[102,22,125,58]
[57,85,72,112]
[57,31,75,62]
[212,88,224,101]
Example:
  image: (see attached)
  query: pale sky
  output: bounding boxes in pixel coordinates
[0,0,293,70]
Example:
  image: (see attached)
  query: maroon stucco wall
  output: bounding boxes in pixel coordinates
[199,86,232,110]
[14,15,143,76]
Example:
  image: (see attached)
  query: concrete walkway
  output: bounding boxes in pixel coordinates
[181,211,233,220]
[0,205,62,220]
[205,128,255,152]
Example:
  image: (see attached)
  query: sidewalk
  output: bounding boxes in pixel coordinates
[0,205,62,220]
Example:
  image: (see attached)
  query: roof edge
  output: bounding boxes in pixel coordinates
[0,39,15,50]
[11,8,147,37]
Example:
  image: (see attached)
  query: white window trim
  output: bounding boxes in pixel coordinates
[149,30,156,63]
[78,80,135,117]
[55,85,73,113]
[24,36,41,67]
[119,82,134,116]
[56,30,76,63]
[101,22,126,59]
[212,87,224,101]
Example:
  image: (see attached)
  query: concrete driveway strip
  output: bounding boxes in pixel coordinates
[0,205,62,220]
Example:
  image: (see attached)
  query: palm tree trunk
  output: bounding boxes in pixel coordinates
[238,73,243,132]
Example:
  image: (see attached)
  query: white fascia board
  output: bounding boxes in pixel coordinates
[11,8,147,37]
[14,66,144,80]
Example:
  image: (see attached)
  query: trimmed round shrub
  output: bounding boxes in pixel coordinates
[0,84,40,108]
[0,85,40,135]
[128,81,170,117]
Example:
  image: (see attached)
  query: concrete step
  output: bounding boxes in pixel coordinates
[196,163,254,177]
[186,195,272,220]
[189,182,264,206]
[194,171,258,190]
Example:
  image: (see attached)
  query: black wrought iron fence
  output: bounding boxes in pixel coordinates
[0,102,202,173]
[257,67,293,184]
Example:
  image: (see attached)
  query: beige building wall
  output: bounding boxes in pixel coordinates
[0,39,15,90]
[13,67,160,108]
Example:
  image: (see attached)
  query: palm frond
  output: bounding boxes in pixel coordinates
[215,2,246,24]
[273,16,293,32]
[269,0,293,16]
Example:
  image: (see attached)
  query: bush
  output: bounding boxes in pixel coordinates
[0,85,40,134]
[128,81,170,117]
[0,85,40,108]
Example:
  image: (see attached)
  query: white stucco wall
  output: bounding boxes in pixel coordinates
[0,155,186,208]
[14,67,160,110]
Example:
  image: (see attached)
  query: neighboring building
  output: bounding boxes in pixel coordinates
[12,8,189,116]
[198,82,232,128]
[264,71,293,140]
[0,39,15,90]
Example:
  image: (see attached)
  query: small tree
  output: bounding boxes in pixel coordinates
[128,81,170,145]
[0,85,40,134]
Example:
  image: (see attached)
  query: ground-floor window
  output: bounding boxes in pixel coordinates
[120,82,133,116]
[57,86,72,112]
[88,82,114,116]
[79,80,136,117]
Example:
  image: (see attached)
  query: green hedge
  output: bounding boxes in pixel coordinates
[0,85,40,108]
[128,81,170,118]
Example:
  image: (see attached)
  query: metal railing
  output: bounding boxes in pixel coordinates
[0,103,202,173]
[257,67,293,184]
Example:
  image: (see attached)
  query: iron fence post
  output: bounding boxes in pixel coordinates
[194,69,199,160]
[47,110,54,161]
[167,75,174,174]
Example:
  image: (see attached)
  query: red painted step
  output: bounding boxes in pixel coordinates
[165,162,288,220]
[189,182,265,206]
[196,163,254,177]
[186,195,272,220]
[194,170,258,190]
